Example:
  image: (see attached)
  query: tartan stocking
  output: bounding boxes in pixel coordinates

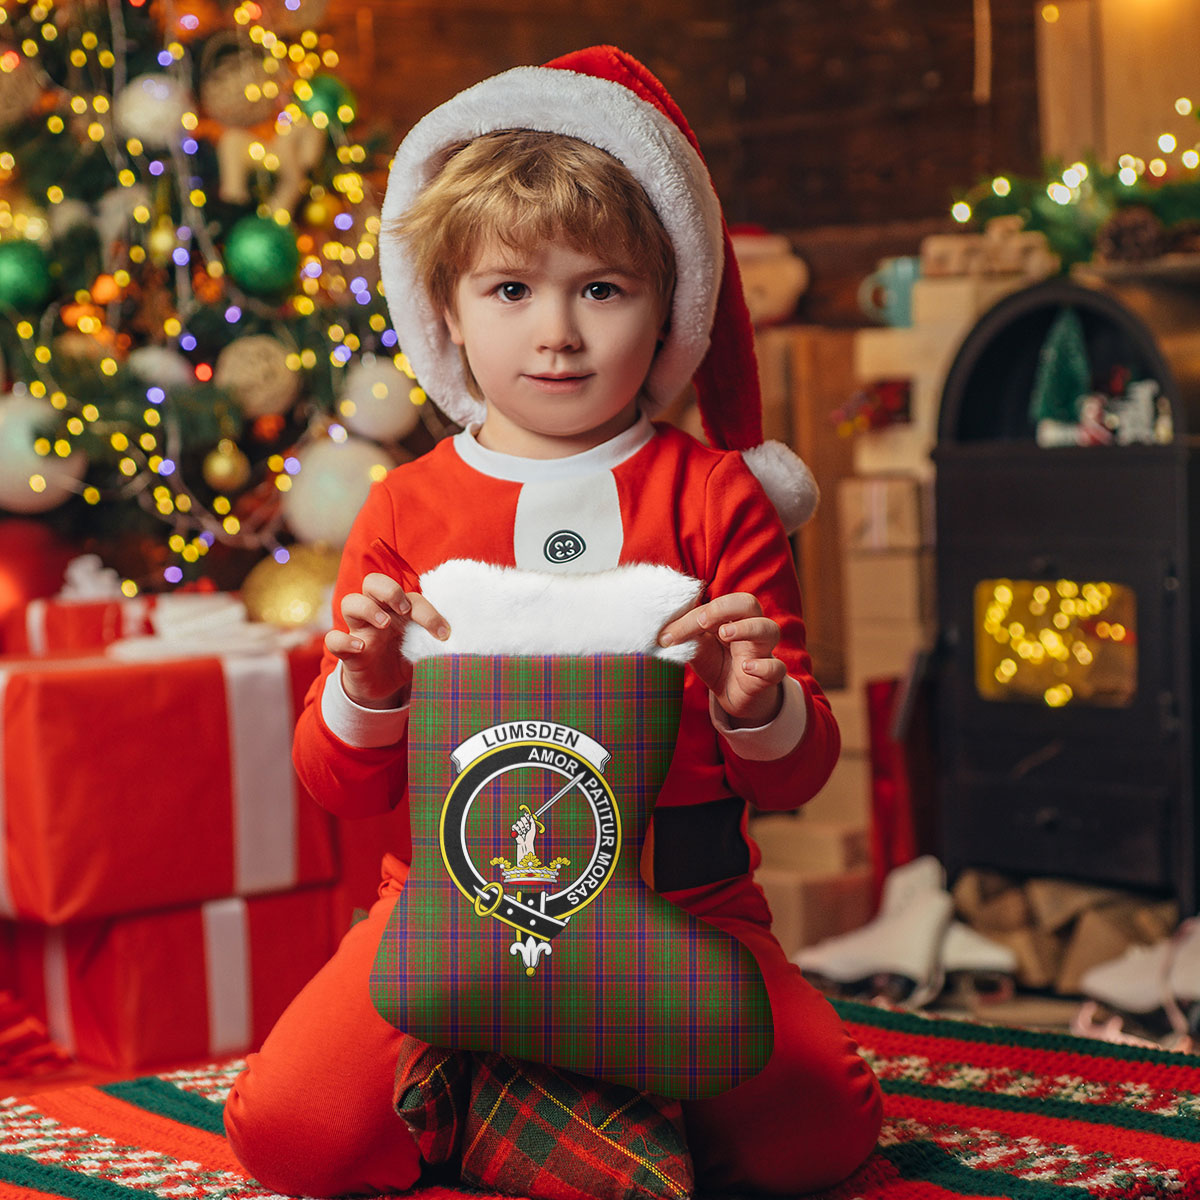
[370,655,772,1099]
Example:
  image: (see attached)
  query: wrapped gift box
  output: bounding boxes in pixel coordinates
[12,887,338,1071]
[0,642,338,923]
[4,596,156,655]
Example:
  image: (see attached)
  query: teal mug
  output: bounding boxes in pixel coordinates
[858,255,922,327]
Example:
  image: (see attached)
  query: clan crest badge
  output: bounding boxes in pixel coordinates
[440,720,620,977]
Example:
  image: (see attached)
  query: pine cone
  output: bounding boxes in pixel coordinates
[1095,206,1167,263]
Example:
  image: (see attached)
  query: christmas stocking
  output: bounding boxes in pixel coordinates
[369,561,773,1099]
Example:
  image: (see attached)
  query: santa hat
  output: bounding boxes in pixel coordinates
[379,45,818,531]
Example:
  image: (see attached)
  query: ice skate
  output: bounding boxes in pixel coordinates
[940,921,1017,1005]
[1077,917,1200,1048]
[793,856,954,1008]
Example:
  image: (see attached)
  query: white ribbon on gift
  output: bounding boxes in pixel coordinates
[221,653,299,896]
[23,595,152,655]
[0,650,299,919]
[202,896,253,1055]
[39,896,253,1059]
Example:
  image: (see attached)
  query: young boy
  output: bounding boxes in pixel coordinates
[224,46,882,1197]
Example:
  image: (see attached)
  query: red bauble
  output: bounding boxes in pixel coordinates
[0,519,76,652]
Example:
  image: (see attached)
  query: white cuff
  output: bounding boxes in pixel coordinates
[710,675,808,762]
[320,661,410,748]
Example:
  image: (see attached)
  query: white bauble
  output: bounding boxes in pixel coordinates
[338,354,421,442]
[0,390,86,514]
[127,345,195,388]
[281,435,393,546]
[113,74,192,147]
[48,199,94,240]
[0,54,43,131]
[215,334,301,418]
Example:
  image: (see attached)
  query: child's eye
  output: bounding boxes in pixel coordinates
[497,282,528,301]
[585,282,619,301]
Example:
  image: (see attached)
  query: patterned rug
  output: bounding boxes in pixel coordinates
[1,998,1199,1200]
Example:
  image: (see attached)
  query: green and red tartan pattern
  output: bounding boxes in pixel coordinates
[370,655,773,1100]
[394,1032,694,1200]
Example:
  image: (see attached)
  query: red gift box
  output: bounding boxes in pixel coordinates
[4,597,156,655]
[12,886,338,1071]
[0,642,338,923]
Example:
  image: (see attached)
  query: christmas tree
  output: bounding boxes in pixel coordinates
[0,0,440,595]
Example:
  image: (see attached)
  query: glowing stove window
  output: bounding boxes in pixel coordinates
[974,579,1136,707]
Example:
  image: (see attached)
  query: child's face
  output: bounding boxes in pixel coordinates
[443,238,663,457]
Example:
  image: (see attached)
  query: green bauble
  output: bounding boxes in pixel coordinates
[0,241,53,311]
[224,216,301,296]
[296,74,356,127]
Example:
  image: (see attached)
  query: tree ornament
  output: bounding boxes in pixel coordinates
[1029,307,1091,426]
[128,345,195,387]
[113,74,192,148]
[0,389,87,514]
[48,199,95,240]
[202,437,252,491]
[96,184,152,269]
[241,543,340,628]
[338,354,422,442]
[281,434,393,545]
[1095,206,1167,263]
[0,240,53,310]
[224,215,301,295]
[0,53,43,131]
[200,42,278,127]
[147,217,178,268]
[0,519,76,630]
[295,74,355,128]
[214,333,301,417]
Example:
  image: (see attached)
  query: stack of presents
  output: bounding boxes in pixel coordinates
[0,589,405,1073]
[749,220,1058,960]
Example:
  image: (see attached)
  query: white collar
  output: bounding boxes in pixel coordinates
[451,411,654,483]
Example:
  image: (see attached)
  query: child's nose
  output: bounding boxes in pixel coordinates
[536,298,581,352]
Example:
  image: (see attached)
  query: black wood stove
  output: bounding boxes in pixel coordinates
[933,276,1200,913]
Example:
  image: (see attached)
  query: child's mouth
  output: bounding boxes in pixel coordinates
[526,373,592,392]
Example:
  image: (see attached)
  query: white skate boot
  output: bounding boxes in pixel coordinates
[941,920,1018,1004]
[793,856,954,1007]
[1077,917,1200,1048]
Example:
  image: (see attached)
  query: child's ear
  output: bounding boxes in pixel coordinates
[443,307,464,347]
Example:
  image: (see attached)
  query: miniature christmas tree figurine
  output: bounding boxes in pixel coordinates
[0,0,436,592]
[1030,307,1094,445]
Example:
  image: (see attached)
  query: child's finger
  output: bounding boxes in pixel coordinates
[659,593,760,646]
[340,590,399,633]
[716,616,780,651]
[739,656,787,684]
[407,593,451,641]
[361,571,412,619]
[324,628,366,659]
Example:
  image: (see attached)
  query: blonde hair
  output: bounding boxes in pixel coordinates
[391,129,676,326]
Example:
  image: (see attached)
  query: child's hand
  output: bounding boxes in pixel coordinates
[658,592,786,727]
[324,573,449,710]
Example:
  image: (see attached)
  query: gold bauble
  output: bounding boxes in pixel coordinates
[202,438,252,491]
[148,218,178,267]
[241,543,341,628]
[303,197,332,228]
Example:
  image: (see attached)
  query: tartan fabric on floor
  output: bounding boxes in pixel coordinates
[370,654,773,1099]
[394,1034,694,1200]
[6,1000,1200,1199]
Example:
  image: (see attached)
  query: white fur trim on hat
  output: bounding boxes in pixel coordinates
[401,560,702,663]
[379,65,724,430]
[742,441,819,533]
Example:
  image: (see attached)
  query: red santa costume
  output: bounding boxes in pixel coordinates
[224,46,882,1197]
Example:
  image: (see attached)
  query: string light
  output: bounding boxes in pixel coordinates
[976,579,1135,708]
